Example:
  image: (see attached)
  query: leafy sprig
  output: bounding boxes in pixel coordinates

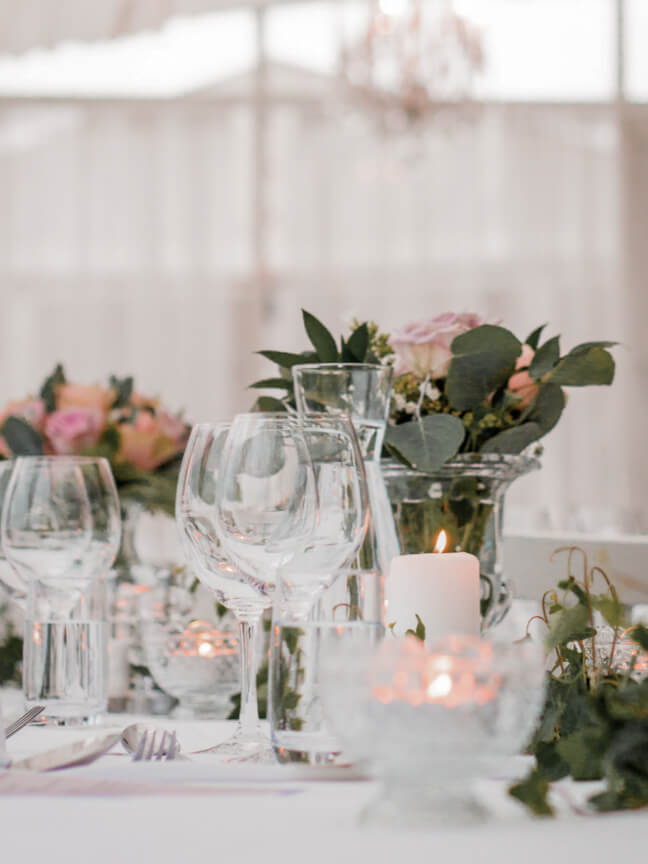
[250,309,383,411]
[510,547,648,816]
[252,312,616,474]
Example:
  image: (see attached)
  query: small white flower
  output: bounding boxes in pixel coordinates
[405,401,418,414]
[392,393,406,411]
[425,383,440,401]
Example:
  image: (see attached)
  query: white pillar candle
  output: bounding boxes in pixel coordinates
[385,534,480,644]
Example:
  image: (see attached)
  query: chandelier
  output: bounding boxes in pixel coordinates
[339,0,484,130]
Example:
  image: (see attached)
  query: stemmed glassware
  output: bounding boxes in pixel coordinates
[177,416,316,760]
[1,456,121,723]
[274,414,369,619]
[292,363,398,624]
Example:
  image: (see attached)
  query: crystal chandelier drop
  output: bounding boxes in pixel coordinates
[339,0,484,130]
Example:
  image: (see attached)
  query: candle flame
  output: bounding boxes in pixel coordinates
[434,530,447,554]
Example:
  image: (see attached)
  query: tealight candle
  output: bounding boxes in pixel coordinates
[385,531,480,643]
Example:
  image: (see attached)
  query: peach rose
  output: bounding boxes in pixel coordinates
[390,312,484,380]
[57,383,113,422]
[45,408,104,455]
[0,398,47,456]
[508,344,539,408]
[1,398,46,431]
[116,411,186,473]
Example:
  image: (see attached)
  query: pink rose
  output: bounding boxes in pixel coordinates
[507,344,539,408]
[390,312,484,379]
[45,408,104,455]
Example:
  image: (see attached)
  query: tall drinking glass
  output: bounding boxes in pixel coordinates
[1,457,121,724]
[292,363,399,624]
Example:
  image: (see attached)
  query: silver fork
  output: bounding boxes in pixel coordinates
[4,705,45,739]
[131,729,178,762]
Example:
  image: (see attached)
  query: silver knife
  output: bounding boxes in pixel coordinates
[8,733,122,772]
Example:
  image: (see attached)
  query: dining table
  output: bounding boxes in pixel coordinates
[1,686,647,864]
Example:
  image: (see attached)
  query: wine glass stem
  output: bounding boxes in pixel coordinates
[238,617,261,736]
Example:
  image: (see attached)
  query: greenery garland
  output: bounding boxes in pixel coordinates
[510,547,648,815]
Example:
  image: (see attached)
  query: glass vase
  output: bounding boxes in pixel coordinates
[382,453,540,629]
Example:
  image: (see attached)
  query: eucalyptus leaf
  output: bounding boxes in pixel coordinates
[480,422,544,454]
[302,310,339,362]
[253,396,287,412]
[525,383,565,434]
[446,325,522,410]
[1,416,44,456]
[549,346,615,387]
[529,336,560,380]
[385,414,465,474]
[451,324,522,357]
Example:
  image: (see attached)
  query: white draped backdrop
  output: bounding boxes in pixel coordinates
[0,68,645,532]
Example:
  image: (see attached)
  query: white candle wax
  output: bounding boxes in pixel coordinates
[385,552,480,644]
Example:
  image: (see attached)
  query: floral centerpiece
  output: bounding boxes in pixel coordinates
[252,310,616,625]
[0,364,189,516]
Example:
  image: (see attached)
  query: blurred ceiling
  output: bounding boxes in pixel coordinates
[0,0,238,53]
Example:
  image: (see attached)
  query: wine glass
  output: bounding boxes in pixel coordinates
[0,461,27,603]
[2,456,121,591]
[275,414,369,618]
[1,456,121,724]
[212,413,317,759]
[176,421,293,759]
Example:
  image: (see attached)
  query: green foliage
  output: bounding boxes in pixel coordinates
[529,336,560,380]
[1,416,44,455]
[251,312,616,472]
[385,414,465,473]
[446,325,521,411]
[405,614,426,642]
[509,547,648,816]
[0,628,22,686]
[250,310,385,409]
[549,344,616,387]
[39,363,66,412]
[109,375,134,409]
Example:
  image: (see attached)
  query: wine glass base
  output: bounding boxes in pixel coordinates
[198,731,277,764]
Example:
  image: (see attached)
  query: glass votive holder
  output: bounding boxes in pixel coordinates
[144,617,240,718]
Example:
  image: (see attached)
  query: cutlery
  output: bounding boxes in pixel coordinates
[132,729,179,762]
[4,705,45,738]
[8,733,122,772]
[122,723,185,759]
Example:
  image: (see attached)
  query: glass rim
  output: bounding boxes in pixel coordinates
[232,412,293,421]
[191,420,231,430]
[12,455,112,467]
[292,362,389,374]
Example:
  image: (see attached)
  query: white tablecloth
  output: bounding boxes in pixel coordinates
[1,706,647,864]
